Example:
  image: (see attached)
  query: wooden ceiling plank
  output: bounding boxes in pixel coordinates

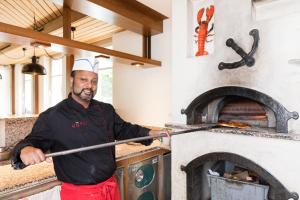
[26,0,50,24]
[72,20,100,33]
[6,0,34,26]
[0,3,24,27]
[71,16,94,27]
[35,0,53,22]
[43,0,61,18]
[51,0,167,36]
[51,18,103,38]
[0,10,13,25]
[72,17,100,28]
[22,0,48,25]
[12,0,43,27]
[72,21,106,36]
[38,0,57,19]
[0,21,161,66]
[50,16,95,37]
[43,10,86,34]
[18,0,45,27]
[81,28,123,44]
[75,24,117,40]
[88,36,113,45]
[51,0,63,16]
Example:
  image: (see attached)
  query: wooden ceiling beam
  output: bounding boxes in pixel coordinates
[51,0,167,36]
[43,10,85,34]
[0,22,161,67]
[0,10,86,55]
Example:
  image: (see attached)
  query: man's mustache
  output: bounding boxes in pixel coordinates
[74,88,94,97]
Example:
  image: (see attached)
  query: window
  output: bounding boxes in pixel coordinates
[0,66,12,116]
[94,56,113,104]
[24,74,33,114]
[50,59,64,106]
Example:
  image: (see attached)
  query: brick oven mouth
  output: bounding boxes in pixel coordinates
[181,86,299,133]
[181,152,299,200]
[178,86,300,200]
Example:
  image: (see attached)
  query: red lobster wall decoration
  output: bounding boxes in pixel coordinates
[195,5,214,56]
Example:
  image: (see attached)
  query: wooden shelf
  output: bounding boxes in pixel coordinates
[0,22,161,67]
[52,0,168,36]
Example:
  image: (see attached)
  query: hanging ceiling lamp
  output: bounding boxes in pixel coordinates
[22,54,46,75]
[22,0,46,75]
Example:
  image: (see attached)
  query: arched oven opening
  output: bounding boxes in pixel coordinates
[201,96,276,128]
[181,152,299,200]
[182,86,298,133]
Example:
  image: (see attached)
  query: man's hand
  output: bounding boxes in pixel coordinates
[148,129,172,138]
[20,146,45,166]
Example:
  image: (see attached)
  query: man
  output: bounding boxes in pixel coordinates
[11,57,167,200]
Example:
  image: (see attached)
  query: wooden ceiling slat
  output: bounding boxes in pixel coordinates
[50,18,102,37]
[38,0,57,19]
[22,0,48,25]
[84,32,118,44]
[51,1,62,16]
[35,0,52,22]
[0,3,25,27]
[79,28,122,43]
[0,1,28,27]
[78,23,115,34]
[30,0,51,24]
[72,17,95,27]
[76,27,121,42]
[73,21,105,35]
[12,0,43,27]
[74,24,113,39]
[43,0,60,18]
[0,9,13,24]
[17,0,44,27]
[6,0,34,26]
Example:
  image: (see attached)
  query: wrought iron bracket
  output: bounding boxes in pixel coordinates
[218,29,259,70]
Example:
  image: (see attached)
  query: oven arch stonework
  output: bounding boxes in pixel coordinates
[181,86,299,133]
[181,152,299,200]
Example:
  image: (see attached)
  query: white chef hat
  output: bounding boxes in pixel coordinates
[72,57,99,74]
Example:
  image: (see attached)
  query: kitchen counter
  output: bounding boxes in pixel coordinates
[0,140,169,198]
[165,123,300,141]
[0,116,38,147]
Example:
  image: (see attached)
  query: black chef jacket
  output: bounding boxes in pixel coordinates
[11,95,151,185]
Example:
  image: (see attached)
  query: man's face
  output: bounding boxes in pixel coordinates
[71,70,98,102]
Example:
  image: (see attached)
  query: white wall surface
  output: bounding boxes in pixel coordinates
[0,66,12,116]
[171,0,300,132]
[112,0,172,127]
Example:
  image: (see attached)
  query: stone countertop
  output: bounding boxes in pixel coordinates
[0,115,38,119]
[0,140,168,193]
[165,123,300,141]
[0,116,37,147]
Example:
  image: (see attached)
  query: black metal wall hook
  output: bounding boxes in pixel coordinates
[218,29,259,70]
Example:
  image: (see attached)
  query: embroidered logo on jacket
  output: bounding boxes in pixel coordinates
[72,120,88,128]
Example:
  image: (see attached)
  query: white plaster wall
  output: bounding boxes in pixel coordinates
[38,56,50,112]
[112,0,172,127]
[172,132,300,199]
[171,0,300,132]
[14,64,24,115]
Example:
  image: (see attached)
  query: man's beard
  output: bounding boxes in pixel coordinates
[73,88,95,102]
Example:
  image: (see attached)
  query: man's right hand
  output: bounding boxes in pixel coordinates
[20,146,45,166]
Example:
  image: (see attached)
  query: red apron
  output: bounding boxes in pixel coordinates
[60,176,121,200]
